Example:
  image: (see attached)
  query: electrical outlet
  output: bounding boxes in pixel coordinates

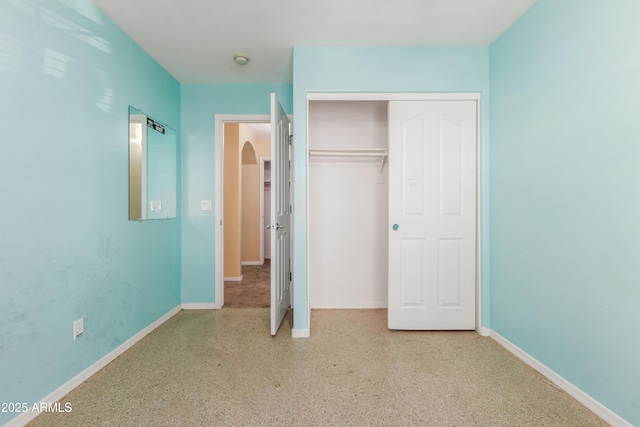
[73,318,84,340]
[150,200,162,211]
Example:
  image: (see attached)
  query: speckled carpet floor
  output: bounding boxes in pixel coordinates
[29,309,607,426]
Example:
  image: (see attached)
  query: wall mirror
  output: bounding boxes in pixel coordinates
[129,106,177,220]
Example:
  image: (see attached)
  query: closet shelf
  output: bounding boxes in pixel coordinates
[308,148,388,157]
[308,148,388,173]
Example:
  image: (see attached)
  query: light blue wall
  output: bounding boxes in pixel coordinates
[0,2,181,424]
[292,47,490,331]
[180,84,292,303]
[490,0,640,424]
[146,125,178,219]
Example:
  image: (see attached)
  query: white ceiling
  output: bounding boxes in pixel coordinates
[92,0,536,84]
[246,123,271,140]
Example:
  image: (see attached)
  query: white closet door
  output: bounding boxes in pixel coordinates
[388,100,477,330]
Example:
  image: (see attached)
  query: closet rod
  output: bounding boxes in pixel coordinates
[308,148,388,157]
[308,148,388,173]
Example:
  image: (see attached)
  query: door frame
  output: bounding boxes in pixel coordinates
[259,156,271,264]
[305,92,486,334]
[214,114,271,309]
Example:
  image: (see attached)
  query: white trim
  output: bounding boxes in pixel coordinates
[259,156,271,264]
[241,261,263,266]
[291,328,310,338]
[223,276,243,282]
[305,110,311,335]
[215,114,272,311]
[475,99,484,334]
[310,302,388,309]
[181,303,216,310]
[478,327,490,337]
[307,92,481,101]
[490,331,632,427]
[5,305,182,427]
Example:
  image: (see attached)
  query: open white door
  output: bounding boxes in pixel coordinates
[270,93,291,335]
[388,100,477,330]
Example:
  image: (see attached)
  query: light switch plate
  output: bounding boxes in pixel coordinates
[201,200,212,211]
[73,318,84,340]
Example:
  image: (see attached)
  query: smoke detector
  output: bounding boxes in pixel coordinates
[233,54,249,65]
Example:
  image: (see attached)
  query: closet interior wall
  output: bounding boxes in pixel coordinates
[308,101,389,308]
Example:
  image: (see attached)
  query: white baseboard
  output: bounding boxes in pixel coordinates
[310,302,388,309]
[241,261,263,266]
[291,328,310,338]
[181,303,216,310]
[490,330,632,427]
[224,276,243,282]
[5,305,182,427]
[478,326,490,337]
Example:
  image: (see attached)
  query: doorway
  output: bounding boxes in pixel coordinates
[224,149,272,308]
[215,116,272,308]
[214,94,292,336]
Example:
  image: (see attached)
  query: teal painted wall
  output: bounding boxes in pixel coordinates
[490,0,640,424]
[292,47,491,331]
[0,2,181,424]
[180,84,292,303]
[146,125,178,219]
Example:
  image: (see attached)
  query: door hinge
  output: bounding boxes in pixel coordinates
[289,134,293,144]
[289,271,292,281]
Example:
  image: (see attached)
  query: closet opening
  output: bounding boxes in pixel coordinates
[306,93,482,333]
[308,101,390,309]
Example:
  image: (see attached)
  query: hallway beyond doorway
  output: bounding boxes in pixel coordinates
[224,261,270,308]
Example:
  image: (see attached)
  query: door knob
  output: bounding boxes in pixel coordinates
[275,223,284,230]
[392,224,399,231]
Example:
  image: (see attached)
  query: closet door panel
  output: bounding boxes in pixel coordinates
[388,100,477,330]
[400,238,426,307]
[401,115,426,216]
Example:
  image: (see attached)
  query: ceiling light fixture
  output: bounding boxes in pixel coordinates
[233,54,249,66]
